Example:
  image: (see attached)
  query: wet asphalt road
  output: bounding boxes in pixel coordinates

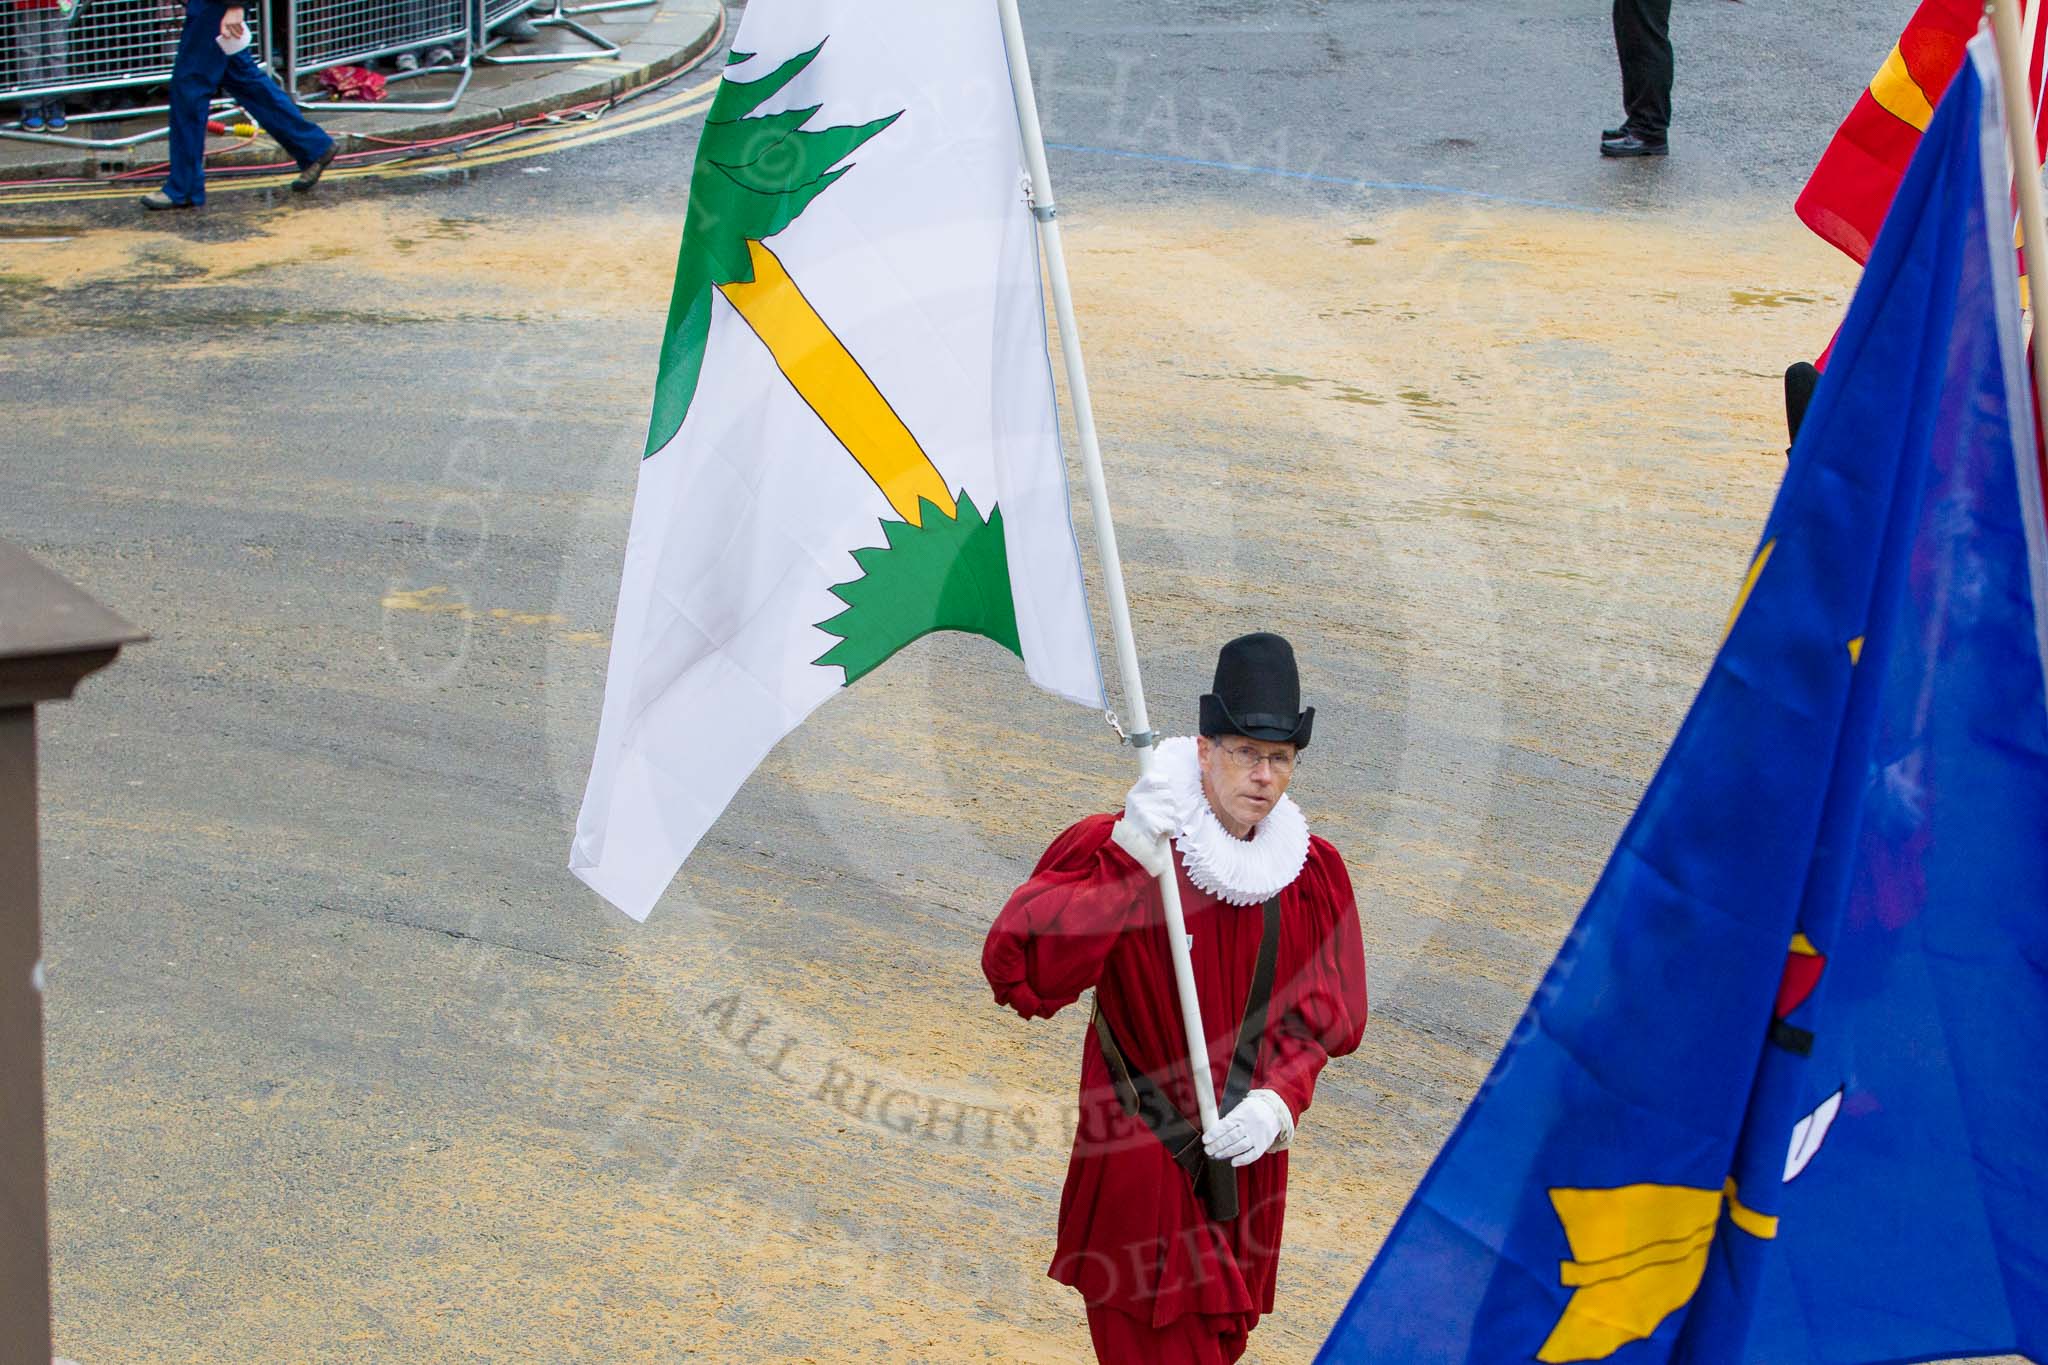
[1013,0,1877,214]
[0,1,1944,1361]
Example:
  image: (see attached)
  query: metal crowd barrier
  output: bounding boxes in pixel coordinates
[561,0,654,16]
[480,0,537,30]
[0,0,268,150]
[475,0,618,67]
[0,0,640,147]
[284,0,473,113]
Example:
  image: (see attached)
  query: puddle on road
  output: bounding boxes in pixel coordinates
[1730,287,1824,308]
[1397,387,1455,428]
[0,272,48,306]
[1183,368,1389,408]
[0,222,83,243]
[1171,364,1463,429]
[213,240,357,280]
[72,304,530,330]
[392,216,487,251]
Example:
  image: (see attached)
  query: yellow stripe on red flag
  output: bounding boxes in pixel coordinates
[1870,44,1938,130]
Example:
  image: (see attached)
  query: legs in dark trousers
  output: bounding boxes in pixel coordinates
[164,3,225,207]
[163,0,333,205]
[1612,0,1673,142]
[220,51,330,162]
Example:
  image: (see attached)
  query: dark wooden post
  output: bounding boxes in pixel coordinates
[0,541,144,1365]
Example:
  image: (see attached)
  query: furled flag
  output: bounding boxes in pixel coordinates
[1321,32,2048,1365]
[1796,0,2046,265]
[572,3,1104,920]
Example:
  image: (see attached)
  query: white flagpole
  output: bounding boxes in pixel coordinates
[1990,0,2048,426]
[2003,0,2044,266]
[995,0,1223,1138]
[2023,0,2042,106]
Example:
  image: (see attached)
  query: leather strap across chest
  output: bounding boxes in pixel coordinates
[1089,894,1283,1223]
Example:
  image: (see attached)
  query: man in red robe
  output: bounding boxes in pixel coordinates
[984,632,1369,1364]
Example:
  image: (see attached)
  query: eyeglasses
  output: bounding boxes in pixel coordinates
[1217,742,1297,775]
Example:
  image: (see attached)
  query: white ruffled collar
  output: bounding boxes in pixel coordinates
[1156,736,1311,906]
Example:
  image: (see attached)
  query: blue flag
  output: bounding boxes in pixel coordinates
[1320,33,2048,1365]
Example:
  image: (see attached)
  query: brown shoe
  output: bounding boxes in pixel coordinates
[139,189,196,210]
[292,144,337,192]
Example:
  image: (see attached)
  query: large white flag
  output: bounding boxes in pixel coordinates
[572,1,1104,920]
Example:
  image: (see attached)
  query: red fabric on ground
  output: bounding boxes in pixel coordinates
[1087,1303,1250,1365]
[316,65,387,102]
[984,813,1368,1337]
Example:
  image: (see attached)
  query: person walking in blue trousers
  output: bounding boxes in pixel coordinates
[141,1,336,209]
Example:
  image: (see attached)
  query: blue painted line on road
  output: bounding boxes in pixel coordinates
[1043,142,1605,214]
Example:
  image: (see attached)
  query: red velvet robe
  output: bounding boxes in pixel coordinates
[983,813,1369,1342]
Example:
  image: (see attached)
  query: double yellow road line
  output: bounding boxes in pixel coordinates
[0,71,721,207]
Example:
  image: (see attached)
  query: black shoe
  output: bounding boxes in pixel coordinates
[1600,132,1667,157]
[1783,361,1820,455]
[292,144,337,192]
[1603,125,1627,141]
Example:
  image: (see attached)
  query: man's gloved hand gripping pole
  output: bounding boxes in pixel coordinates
[1111,768,1293,1170]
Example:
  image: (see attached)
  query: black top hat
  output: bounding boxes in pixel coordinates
[1199,632,1314,749]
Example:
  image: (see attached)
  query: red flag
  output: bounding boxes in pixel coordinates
[1797,0,2048,265]
[1797,0,1983,263]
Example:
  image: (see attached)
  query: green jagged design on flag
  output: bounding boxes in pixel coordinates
[644,41,899,457]
[814,491,1022,685]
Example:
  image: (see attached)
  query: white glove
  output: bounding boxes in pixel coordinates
[1121,767,1184,840]
[1112,768,1185,878]
[1202,1090,1294,1168]
[1109,816,1171,877]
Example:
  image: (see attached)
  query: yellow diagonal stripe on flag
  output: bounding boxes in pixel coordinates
[1870,44,1936,130]
[721,239,956,526]
[1722,539,1776,643]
